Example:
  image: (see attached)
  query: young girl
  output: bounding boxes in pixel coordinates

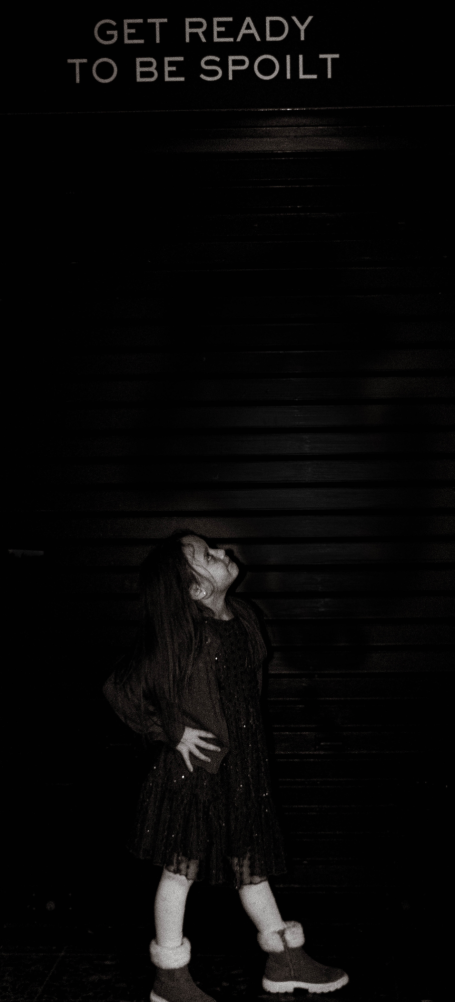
[103,530,348,1000]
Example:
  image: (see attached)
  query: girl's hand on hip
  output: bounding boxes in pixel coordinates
[176,728,221,772]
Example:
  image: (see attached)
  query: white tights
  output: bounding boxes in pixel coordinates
[154,866,285,948]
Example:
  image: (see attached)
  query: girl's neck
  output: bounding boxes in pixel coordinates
[202,593,233,620]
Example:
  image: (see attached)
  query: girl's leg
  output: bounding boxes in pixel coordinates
[232,853,284,934]
[235,858,349,993]
[154,867,194,948]
[238,879,285,934]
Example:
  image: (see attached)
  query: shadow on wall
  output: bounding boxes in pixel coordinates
[78,295,439,762]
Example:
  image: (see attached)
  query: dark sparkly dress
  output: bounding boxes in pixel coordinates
[127,615,287,889]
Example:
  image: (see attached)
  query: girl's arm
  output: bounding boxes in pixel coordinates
[102,667,185,747]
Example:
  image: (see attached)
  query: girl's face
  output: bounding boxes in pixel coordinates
[182,535,239,596]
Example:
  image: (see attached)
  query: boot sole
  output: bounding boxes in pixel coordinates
[263,972,349,994]
[150,992,170,1002]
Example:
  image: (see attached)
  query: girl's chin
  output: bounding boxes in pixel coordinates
[229,562,239,579]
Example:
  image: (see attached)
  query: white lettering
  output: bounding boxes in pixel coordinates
[228,55,249,80]
[291,15,314,40]
[164,56,185,81]
[299,54,317,79]
[94,20,118,45]
[67,59,88,83]
[146,19,168,43]
[124,19,144,44]
[92,58,118,83]
[136,57,158,81]
[319,54,339,78]
[286,54,291,79]
[254,54,280,80]
[266,17,289,41]
[185,18,207,42]
[213,17,234,42]
[236,17,261,42]
[200,55,222,81]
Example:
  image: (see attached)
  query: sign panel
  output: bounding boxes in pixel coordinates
[2,10,453,113]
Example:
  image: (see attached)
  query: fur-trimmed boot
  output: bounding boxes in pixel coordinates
[258,921,349,995]
[150,937,215,1002]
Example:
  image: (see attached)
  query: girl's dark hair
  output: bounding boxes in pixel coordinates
[135,529,209,706]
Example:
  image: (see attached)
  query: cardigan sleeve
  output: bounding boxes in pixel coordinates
[102,657,185,748]
[229,596,268,696]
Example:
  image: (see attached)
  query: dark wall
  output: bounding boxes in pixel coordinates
[4,107,454,929]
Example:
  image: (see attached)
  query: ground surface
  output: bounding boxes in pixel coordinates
[0,902,445,1002]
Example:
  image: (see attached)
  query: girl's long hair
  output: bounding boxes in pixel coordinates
[133,530,210,707]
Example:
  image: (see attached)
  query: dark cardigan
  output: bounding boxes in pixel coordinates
[102,596,268,774]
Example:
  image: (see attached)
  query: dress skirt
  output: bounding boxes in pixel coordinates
[126,616,287,889]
